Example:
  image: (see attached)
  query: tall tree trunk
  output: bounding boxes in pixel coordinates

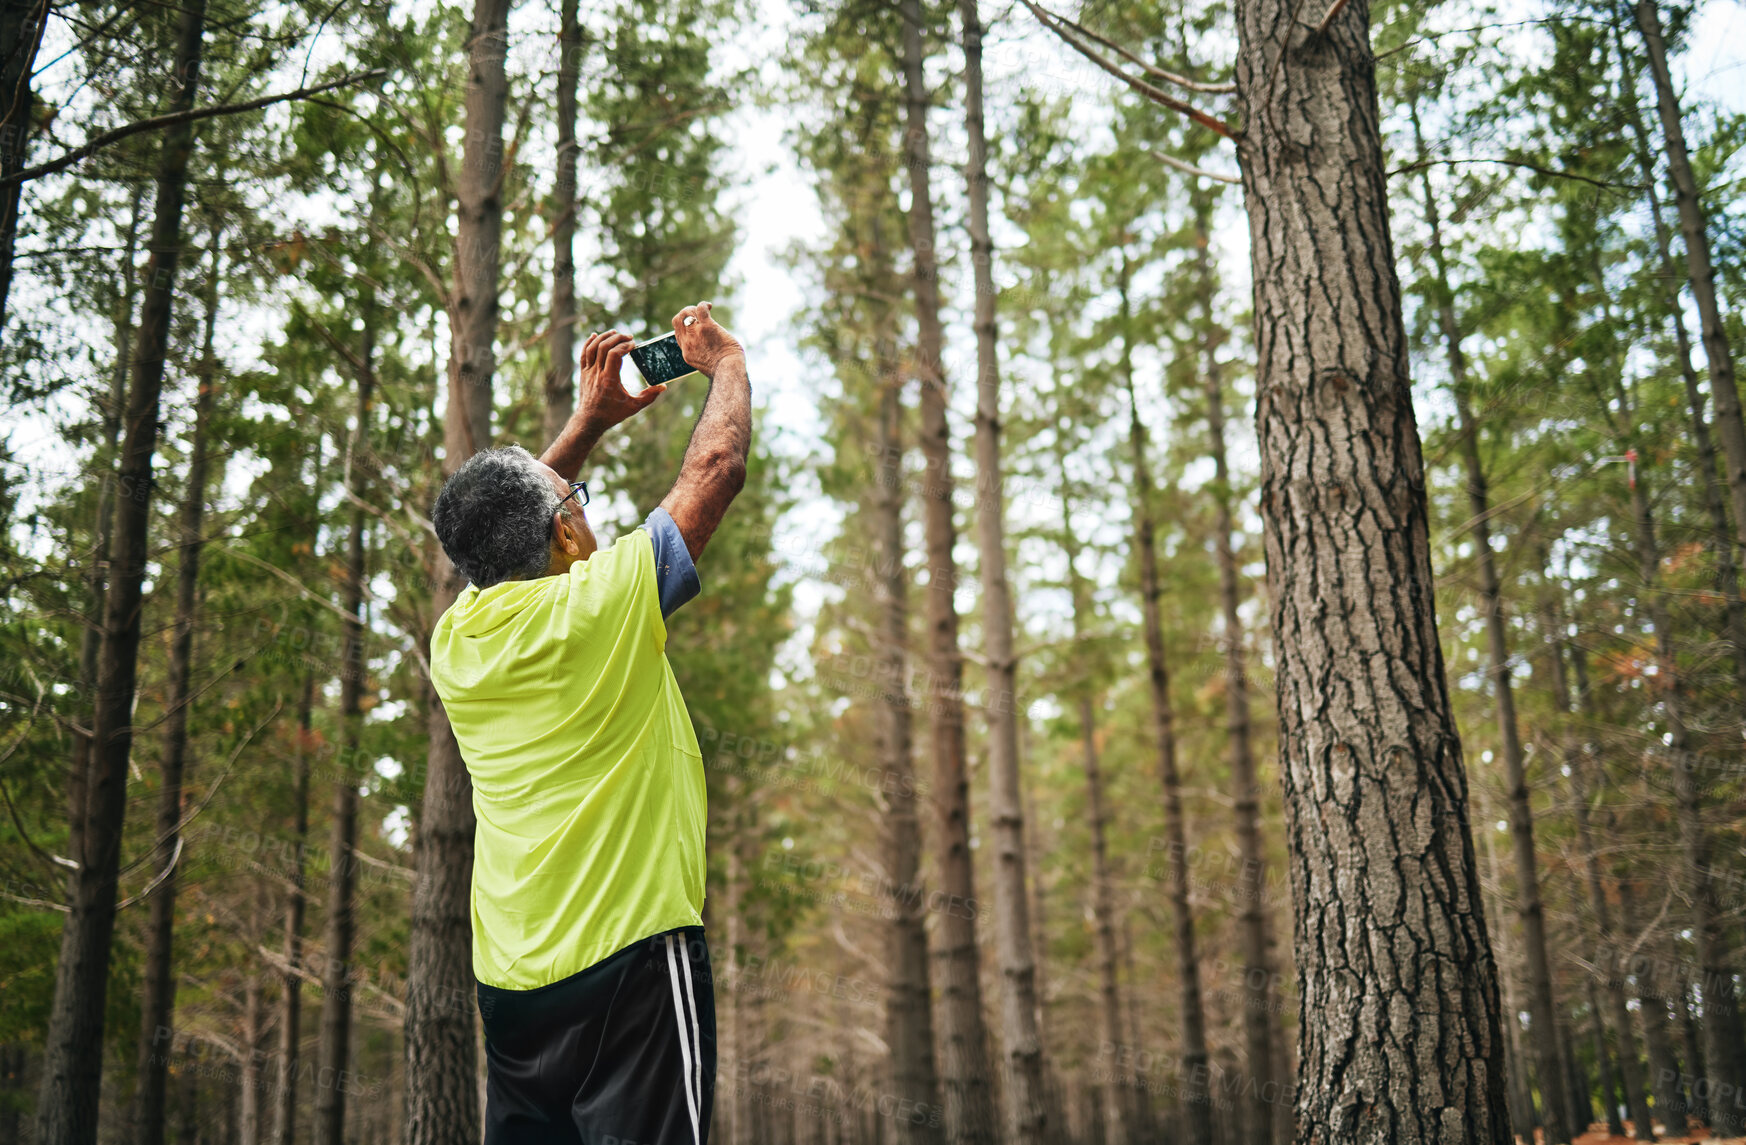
[898,3,996,1141]
[134,234,223,1145]
[875,346,943,1145]
[240,884,267,1145]
[1617,34,1746,724]
[1056,469,1125,1145]
[1550,601,1656,1141]
[33,2,209,1139]
[1631,0,1746,549]
[1481,803,1537,1143]
[544,0,579,446]
[1191,186,1282,1145]
[0,0,45,340]
[1677,987,1707,1130]
[274,674,315,1145]
[957,3,1045,1140]
[313,302,376,1145]
[1119,270,1213,1145]
[1621,416,1746,1136]
[1617,880,1685,1135]
[69,183,144,878]
[405,3,509,1140]
[1560,1017,1589,1135]
[1585,978,1627,1139]
[1231,2,1510,1139]
[1409,101,1569,1144]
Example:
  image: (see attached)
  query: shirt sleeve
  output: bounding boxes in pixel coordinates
[643,506,701,618]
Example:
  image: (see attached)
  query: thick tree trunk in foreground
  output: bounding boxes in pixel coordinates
[133,240,222,1145]
[1549,610,1655,1141]
[0,0,46,340]
[1192,188,1283,1145]
[1120,278,1213,1145]
[275,675,316,1145]
[1632,0,1746,551]
[958,3,1045,1140]
[405,4,510,1140]
[313,303,376,1145]
[1411,118,1568,1141]
[544,0,579,446]
[899,3,997,1141]
[1232,1,1509,1139]
[875,362,943,1145]
[33,3,209,1140]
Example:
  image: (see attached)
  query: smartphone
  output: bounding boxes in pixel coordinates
[628,331,699,386]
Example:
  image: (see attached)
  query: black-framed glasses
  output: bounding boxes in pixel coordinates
[557,480,589,512]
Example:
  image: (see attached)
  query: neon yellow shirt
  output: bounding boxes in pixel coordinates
[430,524,705,990]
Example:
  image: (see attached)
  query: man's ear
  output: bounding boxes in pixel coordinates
[554,511,582,556]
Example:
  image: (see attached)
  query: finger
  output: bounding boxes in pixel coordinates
[604,339,634,380]
[600,330,633,354]
[672,307,695,334]
[635,383,667,405]
[579,331,602,370]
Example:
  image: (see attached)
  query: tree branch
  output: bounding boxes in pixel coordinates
[1029,2,1235,93]
[3,68,386,186]
[1153,150,1241,184]
[1388,156,1639,193]
[1021,0,1235,139]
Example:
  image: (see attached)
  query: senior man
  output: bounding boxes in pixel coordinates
[429,302,749,1145]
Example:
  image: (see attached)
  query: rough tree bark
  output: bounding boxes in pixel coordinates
[313,295,376,1145]
[275,673,315,1145]
[1191,185,1283,1145]
[544,0,579,446]
[957,2,1045,1140]
[404,2,510,1140]
[132,236,222,1145]
[1631,0,1746,550]
[1547,600,1655,1141]
[33,2,209,1139]
[899,2,997,1140]
[875,314,943,1145]
[1055,455,1126,1145]
[1409,104,1569,1143]
[1231,0,1511,1139]
[1119,268,1213,1145]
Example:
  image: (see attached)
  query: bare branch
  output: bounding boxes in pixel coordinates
[115,837,184,911]
[4,69,387,186]
[1153,150,1241,184]
[1313,0,1352,37]
[1389,156,1639,193]
[1021,0,1235,139]
[1031,3,1235,93]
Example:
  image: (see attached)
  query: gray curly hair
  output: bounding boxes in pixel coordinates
[432,445,563,589]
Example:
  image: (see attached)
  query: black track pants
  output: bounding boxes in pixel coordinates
[477,926,716,1145]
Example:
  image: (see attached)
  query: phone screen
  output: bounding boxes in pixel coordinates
[629,332,698,386]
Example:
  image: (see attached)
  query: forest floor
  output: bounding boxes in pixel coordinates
[1568,1124,1746,1144]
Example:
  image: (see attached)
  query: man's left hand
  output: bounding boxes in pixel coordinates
[576,330,664,431]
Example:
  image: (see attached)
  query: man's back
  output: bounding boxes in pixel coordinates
[432,523,705,990]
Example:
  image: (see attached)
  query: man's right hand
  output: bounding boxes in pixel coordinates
[672,302,744,379]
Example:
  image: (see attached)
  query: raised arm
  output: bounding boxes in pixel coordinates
[540,330,665,479]
[661,302,750,561]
